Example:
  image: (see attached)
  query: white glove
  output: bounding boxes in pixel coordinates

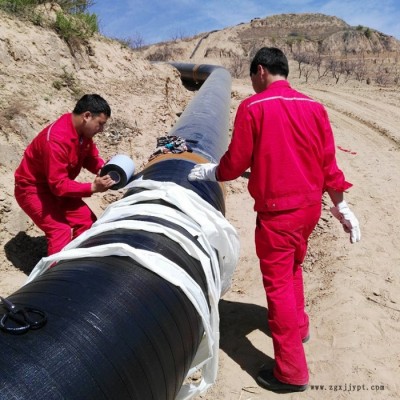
[188,163,218,182]
[330,200,361,243]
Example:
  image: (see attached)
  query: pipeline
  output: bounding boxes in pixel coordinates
[169,62,225,91]
[0,64,238,400]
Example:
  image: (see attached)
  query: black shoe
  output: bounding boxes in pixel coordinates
[256,368,308,393]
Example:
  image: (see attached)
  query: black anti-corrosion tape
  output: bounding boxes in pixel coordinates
[100,163,130,190]
[0,341,66,400]
[78,228,210,305]
[130,158,225,215]
[0,256,203,400]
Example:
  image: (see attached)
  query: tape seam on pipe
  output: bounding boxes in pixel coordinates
[105,179,239,294]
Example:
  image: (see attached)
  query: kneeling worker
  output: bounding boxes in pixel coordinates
[14,94,115,255]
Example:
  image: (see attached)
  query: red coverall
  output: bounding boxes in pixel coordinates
[15,113,105,255]
[217,80,351,385]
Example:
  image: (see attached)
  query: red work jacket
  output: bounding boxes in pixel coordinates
[217,80,351,212]
[15,113,104,197]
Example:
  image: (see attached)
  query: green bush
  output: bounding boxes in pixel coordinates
[0,0,94,14]
[57,0,94,14]
[0,0,37,15]
[364,28,372,39]
[0,0,98,45]
[54,11,98,45]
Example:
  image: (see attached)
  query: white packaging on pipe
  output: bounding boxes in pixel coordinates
[26,180,240,400]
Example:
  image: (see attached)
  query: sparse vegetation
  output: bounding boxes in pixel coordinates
[0,0,35,15]
[146,45,174,62]
[54,10,98,46]
[0,0,94,14]
[145,45,185,62]
[170,29,188,42]
[229,54,246,78]
[116,32,146,50]
[0,0,99,50]
[0,6,399,88]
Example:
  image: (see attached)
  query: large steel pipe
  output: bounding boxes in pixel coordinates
[136,64,231,215]
[0,64,235,400]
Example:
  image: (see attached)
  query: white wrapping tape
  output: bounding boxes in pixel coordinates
[26,180,240,400]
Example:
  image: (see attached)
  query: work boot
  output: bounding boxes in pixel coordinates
[256,368,308,393]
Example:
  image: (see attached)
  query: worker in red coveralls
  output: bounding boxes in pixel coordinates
[188,48,360,393]
[15,94,115,256]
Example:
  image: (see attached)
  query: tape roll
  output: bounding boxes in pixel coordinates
[100,155,135,189]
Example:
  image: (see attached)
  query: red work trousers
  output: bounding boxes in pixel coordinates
[15,186,96,255]
[255,204,321,385]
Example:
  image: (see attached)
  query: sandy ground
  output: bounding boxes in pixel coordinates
[1,8,400,400]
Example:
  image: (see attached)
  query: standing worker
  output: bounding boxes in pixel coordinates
[15,94,115,256]
[188,47,360,392]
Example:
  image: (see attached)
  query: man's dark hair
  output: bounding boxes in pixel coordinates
[250,47,289,78]
[73,94,111,117]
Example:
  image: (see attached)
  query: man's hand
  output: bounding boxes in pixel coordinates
[188,163,218,182]
[91,174,115,193]
[330,200,361,243]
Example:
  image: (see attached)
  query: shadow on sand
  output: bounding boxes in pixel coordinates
[219,299,274,378]
[4,231,47,275]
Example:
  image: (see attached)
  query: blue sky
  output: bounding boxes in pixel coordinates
[90,0,400,45]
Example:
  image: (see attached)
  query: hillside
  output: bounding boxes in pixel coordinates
[142,13,400,85]
[1,7,400,400]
